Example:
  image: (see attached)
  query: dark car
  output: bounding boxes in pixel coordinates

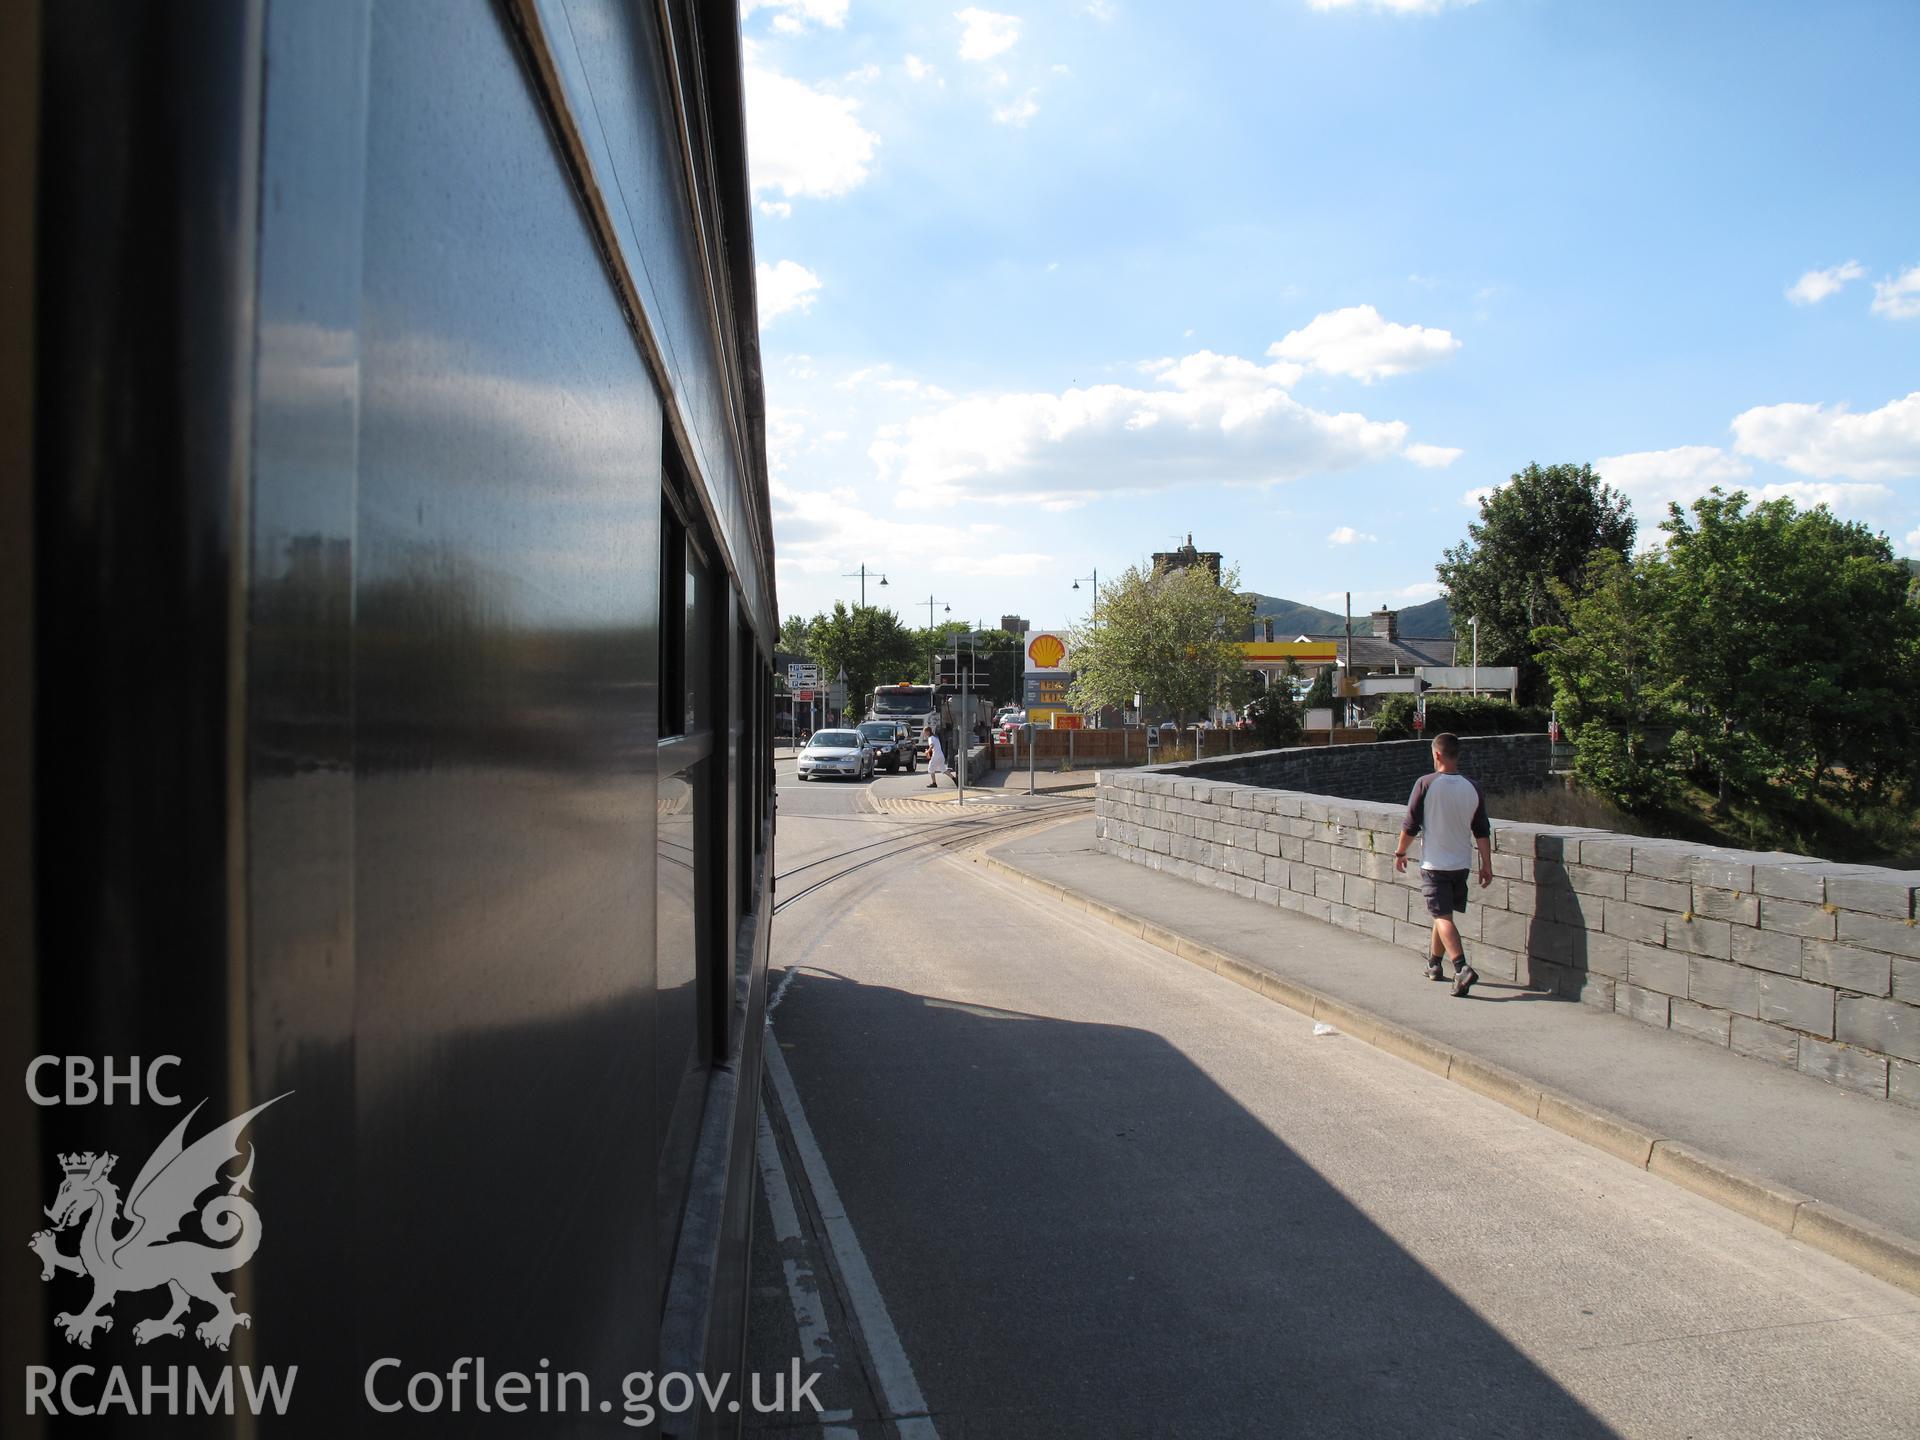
[857,720,915,773]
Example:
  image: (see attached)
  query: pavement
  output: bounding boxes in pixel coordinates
[986,814,1920,1293]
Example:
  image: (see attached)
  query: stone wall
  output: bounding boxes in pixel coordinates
[1095,764,1920,1106]
[992,727,1381,768]
[1166,733,1551,801]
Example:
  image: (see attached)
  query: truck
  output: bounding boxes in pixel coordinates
[867,683,940,757]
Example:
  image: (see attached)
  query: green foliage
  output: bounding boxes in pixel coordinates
[1436,463,1636,704]
[795,603,922,714]
[1656,489,1920,810]
[777,614,811,654]
[1534,551,1678,812]
[898,621,1023,702]
[1245,685,1305,748]
[1372,694,1549,741]
[1066,563,1249,725]
[1302,668,1334,709]
[1515,488,1920,824]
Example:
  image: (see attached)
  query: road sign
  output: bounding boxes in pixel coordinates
[788,663,819,688]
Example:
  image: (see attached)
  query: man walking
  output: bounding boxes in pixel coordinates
[1393,732,1493,997]
[926,728,946,788]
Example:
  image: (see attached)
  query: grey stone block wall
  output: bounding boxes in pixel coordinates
[1164,733,1553,802]
[1094,763,1920,1107]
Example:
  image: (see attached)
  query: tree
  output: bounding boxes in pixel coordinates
[798,604,920,718]
[1244,683,1304,748]
[1659,489,1920,810]
[1534,551,1678,812]
[1302,667,1334,710]
[906,622,1023,703]
[1436,463,1636,704]
[1066,563,1249,726]
[777,614,810,654]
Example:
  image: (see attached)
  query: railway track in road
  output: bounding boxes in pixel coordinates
[771,800,1090,918]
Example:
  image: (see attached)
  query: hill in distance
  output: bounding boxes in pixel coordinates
[1244,592,1454,639]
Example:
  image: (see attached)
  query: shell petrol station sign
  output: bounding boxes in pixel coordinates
[1022,630,1072,722]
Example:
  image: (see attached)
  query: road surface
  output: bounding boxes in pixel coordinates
[745,754,1920,1438]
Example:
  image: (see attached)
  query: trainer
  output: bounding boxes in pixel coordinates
[1393,732,1493,996]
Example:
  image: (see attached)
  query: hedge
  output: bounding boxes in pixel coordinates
[1372,693,1550,741]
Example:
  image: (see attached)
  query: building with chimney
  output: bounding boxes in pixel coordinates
[1295,606,1458,673]
[1151,534,1223,581]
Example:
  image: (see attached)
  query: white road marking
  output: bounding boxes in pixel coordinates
[764,1039,939,1438]
[758,1113,840,1369]
[767,967,802,1016]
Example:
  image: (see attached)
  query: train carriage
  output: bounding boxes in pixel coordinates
[3,2,776,1434]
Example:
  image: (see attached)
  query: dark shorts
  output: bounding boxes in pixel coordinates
[1421,867,1470,918]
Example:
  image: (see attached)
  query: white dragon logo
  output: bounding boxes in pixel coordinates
[28,1095,286,1350]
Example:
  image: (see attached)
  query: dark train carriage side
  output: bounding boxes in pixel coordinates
[3,1,777,1434]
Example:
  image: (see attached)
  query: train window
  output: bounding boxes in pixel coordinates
[737,612,754,901]
[660,500,686,740]
[656,472,720,1285]
[684,542,710,735]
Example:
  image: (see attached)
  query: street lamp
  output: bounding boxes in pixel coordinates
[1469,615,1479,696]
[1071,568,1098,618]
[842,563,888,608]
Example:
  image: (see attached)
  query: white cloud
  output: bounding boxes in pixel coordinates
[845,63,881,83]
[769,490,1054,579]
[956,7,1020,60]
[1871,264,1920,320]
[1083,0,1116,18]
[758,200,792,219]
[1405,443,1463,468]
[757,260,822,326]
[1906,526,1920,554]
[1786,260,1864,306]
[836,363,953,401]
[1460,485,1497,509]
[1751,481,1896,511]
[744,55,879,201]
[993,91,1040,126]
[1592,445,1900,543]
[1328,526,1377,545]
[1731,391,1920,481]
[1308,0,1481,12]
[1594,445,1753,512]
[1268,304,1461,383]
[904,54,936,81]
[866,347,1426,510]
[743,0,849,31]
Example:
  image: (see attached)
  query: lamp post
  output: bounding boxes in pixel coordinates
[1070,568,1099,619]
[842,563,888,608]
[1469,615,1479,696]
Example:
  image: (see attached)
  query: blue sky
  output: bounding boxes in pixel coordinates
[742,0,1920,632]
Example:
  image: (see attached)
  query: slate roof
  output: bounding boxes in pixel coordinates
[1294,633,1459,669]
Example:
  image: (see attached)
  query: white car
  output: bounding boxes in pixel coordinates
[796,728,875,781]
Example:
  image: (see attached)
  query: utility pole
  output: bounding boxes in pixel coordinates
[1344,591,1353,725]
[842,563,888,608]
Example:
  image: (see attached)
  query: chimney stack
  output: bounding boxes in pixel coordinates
[1371,607,1398,643]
